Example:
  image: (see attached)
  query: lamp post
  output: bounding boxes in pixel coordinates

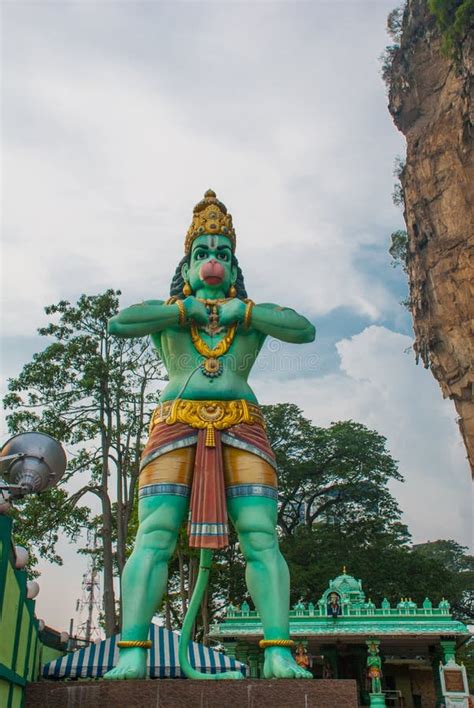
[0,431,67,508]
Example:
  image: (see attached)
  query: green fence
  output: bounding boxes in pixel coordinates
[0,514,64,708]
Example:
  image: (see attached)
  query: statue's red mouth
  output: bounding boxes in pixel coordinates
[200,261,225,285]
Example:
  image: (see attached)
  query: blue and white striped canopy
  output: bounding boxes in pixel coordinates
[42,624,247,679]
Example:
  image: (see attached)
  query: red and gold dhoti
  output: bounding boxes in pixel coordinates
[139,399,277,550]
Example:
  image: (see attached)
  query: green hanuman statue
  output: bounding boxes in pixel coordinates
[104,190,315,681]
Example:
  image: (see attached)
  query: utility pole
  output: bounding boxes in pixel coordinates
[75,531,102,643]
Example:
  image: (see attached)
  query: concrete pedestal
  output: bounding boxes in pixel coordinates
[26,678,359,708]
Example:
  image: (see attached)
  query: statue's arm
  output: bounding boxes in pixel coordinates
[108,300,179,338]
[250,303,315,344]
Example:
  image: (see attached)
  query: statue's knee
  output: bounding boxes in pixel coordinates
[138,526,177,563]
[242,529,277,560]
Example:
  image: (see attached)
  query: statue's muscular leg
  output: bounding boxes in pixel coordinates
[104,494,188,680]
[228,496,312,679]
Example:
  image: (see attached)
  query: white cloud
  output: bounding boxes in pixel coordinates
[253,326,473,549]
[2,0,405,338]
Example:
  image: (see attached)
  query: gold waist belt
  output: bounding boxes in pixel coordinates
[150,399,265,447]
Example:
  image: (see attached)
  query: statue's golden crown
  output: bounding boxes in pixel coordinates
[185,189,236,254]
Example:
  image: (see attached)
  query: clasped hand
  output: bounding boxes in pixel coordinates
[218,298,246,326]
[183,297,246,327]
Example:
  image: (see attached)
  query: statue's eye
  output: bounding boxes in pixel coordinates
[195,251,207,260]
[217,252,229,261]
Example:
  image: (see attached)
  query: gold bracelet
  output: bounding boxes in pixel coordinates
[117,640,152,649]
[175,299,187,327]
[244,299,255,329]
[259,639,295,649]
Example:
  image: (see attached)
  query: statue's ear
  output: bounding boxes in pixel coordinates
[231,264,238,284]
[181,262,189,282]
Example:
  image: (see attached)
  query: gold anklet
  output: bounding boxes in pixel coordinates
[117,640,152,649]
[259,639,295,649]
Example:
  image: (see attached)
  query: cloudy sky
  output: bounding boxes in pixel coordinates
[2,0,471,635]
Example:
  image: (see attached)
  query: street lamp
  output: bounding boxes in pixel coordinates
[0,432,67,510]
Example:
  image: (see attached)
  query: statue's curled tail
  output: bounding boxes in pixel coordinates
[178,549,244,680]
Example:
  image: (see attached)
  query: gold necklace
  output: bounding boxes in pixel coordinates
[190,322,237,377]
[196,298,232,305]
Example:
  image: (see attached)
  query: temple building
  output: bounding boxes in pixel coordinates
[208,570,471,707]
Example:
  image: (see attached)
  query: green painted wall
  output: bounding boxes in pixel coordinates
[0,679,10,706]
[0,563,20,667]
[0,515,66,708]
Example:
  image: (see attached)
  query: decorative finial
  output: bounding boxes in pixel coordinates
[342,565,347,574]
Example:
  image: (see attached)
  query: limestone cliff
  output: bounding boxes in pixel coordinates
[387,0,473,475]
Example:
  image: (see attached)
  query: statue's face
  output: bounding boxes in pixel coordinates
[182,234,237,295]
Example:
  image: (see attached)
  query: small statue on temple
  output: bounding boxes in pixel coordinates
[327,592,341,619]
[366,641,383,694]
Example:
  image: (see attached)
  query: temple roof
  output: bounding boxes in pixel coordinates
[323,568,366,606]
[211,572,470,642]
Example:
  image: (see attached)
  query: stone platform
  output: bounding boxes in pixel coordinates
[26,678,359,707]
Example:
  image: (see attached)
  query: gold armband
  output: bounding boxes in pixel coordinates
[259,639,295,649]
[165,296,187,327]
[174,299,187,327]
[244,299,255,329]
[165,297,187,327]
[117,640,152,649]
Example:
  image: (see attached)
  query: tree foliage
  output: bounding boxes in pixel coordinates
[282,525,474,620]
[387,5,405,42]
[9,488,89,576]
[3,290,164,635]
[262,404,403,537]
[412,540,474,620]
[428,0,474,55]
[389,229,409,272]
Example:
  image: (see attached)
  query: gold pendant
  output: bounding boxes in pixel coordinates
[202,357,223,378]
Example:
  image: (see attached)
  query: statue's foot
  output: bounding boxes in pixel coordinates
[103,648,147,680]
[263,647,313,679]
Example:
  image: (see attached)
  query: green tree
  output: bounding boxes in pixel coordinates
[281,519,409,605]
[262,403,403,536]
[387,5,405,42]
[389,229,408,272]
[428,0,474,55]
[280,518,474,620]
[9,488,89,577]
[412,540,474,620]
[3,290,164,635]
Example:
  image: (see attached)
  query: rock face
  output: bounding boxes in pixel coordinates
[388,0,473,475]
